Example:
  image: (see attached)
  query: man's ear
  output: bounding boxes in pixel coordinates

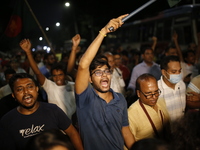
[141,54,144,59]
[12,93,15,99]
[161,69,166,76]
[89,76,92,83]
[36,86,39,92]
[136,90,140,98]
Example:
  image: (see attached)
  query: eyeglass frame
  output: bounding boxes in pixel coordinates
[91,69,112,76]
[139,89,161,99]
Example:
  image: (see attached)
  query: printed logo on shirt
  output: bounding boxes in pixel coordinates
[19,124,45,138]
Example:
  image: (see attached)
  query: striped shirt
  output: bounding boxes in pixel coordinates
[158,76,186,123]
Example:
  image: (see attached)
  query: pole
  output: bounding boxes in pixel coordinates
[23,0,54,52]
[109,0,157,31]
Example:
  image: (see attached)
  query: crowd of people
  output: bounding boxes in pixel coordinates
[0,14,200,150]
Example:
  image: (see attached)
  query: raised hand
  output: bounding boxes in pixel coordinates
[19,39,31,53]
[72,34,81,47]
[101,14,128,35]
[172,31,178,41]
[186,92,200,102]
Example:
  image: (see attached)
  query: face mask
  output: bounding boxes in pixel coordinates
[165,72,182,84]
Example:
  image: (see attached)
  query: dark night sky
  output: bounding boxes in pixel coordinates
[0,0,198,51]
[1,0,190,30]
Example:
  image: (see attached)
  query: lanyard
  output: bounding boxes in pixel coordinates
[139,100,163,138]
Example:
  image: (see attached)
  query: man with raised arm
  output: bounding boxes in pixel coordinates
[19,34,81,119]
[75,14,135,150]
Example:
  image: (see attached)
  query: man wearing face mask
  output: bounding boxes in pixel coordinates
[157,55,186,124]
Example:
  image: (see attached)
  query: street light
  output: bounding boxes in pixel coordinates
[56,22,60,27]
[65,2,70,7]
[64,2,78,34]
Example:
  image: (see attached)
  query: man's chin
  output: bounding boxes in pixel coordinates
[96,88,110,93]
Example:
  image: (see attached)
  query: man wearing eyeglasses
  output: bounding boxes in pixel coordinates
[75,14,135,150]
[127,73,170,143]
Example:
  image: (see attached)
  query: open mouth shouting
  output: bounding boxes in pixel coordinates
[100,78,109,88]
[23,94,33,104]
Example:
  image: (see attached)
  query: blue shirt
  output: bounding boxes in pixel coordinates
[128,61,161,94]
[75,85,128,150]
[39,65,51,78]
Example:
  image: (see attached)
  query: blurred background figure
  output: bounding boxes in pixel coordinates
[170,111,200,150]
[104,52,126,96]
[130,138,171,150]
[0,68,16,99]
[26,129,75,150]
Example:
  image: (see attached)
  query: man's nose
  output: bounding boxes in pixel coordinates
[23,87,28,93]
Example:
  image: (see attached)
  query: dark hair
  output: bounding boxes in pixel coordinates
[61,51,70,61]
[130,138,171,150]
[4,68,16,77]
[140,46,153,54]
[33,51,41,60]
[183,50,195,59]
[170,111,200,150]
[50,63,66,75]
[121,50,129,57]
[136,73,156,91]
[97,54,108,61]
[160,55,180,70]
[89,55,110,74]
[9,73,39,92]
[26,129,75,150]
[43,52,55,60]
[165,45,176,53]
[112,52,121,57]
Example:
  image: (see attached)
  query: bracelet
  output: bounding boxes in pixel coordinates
[99,31,107,37]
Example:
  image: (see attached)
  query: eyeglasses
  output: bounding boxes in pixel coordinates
[139,89,161,99]
[91,69,112,76]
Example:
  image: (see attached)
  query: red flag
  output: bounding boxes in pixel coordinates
[0,0,38,51]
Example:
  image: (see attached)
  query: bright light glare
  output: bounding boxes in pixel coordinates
[43,46,47,50]
[56,22,60,27]
[32,48,35,52]
[47,47,51,53]
[39,37,43,41]
[46,27,49,31]
[65,2,70,7]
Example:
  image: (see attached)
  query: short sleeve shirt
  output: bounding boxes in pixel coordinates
[75,85,128,150]
[0,102,71,150]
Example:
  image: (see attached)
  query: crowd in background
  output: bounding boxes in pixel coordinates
[0,15,200,150]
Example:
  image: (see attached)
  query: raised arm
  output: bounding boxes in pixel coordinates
[172,31,184,62]
[75,14,128,94]
[67,34,81,79]
[64,124,84,150]
[19,39,45,85]
[151,36,157,51]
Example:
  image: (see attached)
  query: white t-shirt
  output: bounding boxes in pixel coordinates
[42,78,76,119]
[110,68,125,95]
[0,84,12,99]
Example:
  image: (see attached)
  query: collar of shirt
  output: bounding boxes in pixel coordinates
[91,87,121,103]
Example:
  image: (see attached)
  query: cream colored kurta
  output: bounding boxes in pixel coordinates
[128,98,170,141]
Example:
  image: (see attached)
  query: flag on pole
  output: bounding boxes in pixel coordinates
[0,0,38,51]
[167,0,181,7]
